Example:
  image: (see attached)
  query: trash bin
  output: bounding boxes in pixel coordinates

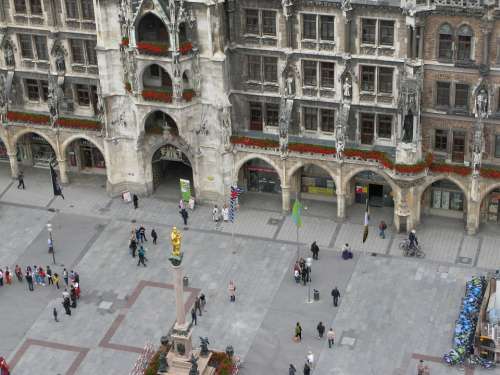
[183,276,189,287]
[313,289,320,301]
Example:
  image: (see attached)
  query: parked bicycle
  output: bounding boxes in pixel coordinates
[399,239,425,258]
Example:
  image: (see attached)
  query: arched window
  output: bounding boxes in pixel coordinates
[457,25,473,62]
[137,13,168,43]
[438,24,453,60]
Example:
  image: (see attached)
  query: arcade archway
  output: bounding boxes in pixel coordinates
[65,138,105,174]
[16,132,56,167]
[420,178,467,222]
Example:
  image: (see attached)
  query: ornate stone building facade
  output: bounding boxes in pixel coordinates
[2,0,500,234]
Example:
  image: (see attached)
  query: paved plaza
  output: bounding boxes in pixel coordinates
[0,166,499,374]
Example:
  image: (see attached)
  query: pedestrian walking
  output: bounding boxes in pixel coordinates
[74,271,79,285]
[135,227,141,242]
[303,362,311,375]
[306,351,314,367]
[53,307,58,322]
[180,208,189,227]
[26,272,34,291]
[195,296,202,316]
[0,356,10,375]
[342,243,353,260]
[137,246,147,267]
[5,267,12,285]
[310,241,320,260]
[331,287,340,307]
[327,327,335,348]
[70,285,77,308]
[221,204,229,222]
[133,194,138,209]
[47,266,53,285]
[38,267,46,286]
[74,282,80,299]
[129,238,137,258]
[417,360,430,375]
[188,196,195,210]
[63,268,69,286]
[212,205,220,222]
[228,280,236,302]
[0,269,4,286]
[379,220,387,239]
[289,364,297,375]
[139,225,147,242]
[17,171,25,189]
[52,273,60,289]
[316,321,325,339]
[294,322,302,342]
[200,293,206,311]
[151,229,158,245]
[191,308,197,326]
[14,265,23,282]
[179,199,185,210]
[62,297,71,316]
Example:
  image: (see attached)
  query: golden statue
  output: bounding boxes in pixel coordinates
[170,226,182,258]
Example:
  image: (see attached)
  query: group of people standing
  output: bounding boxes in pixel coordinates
[129,225,158,267]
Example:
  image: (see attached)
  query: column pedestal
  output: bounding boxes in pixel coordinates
[466,201,480,235]
[8,152,19,178]
[58,159,69,184]
[282,185,290,213]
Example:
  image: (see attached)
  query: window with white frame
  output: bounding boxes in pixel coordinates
[18,34,48,60]
[303,107,335,132]
[302,14,335,42]
[435,81,470,110]
[377,114,393,139]
[69,39,97,65]
[14,0,42,15]
[359,112,393,144]
[302,60,336,90]
[24,79,48,101]
[360,65,394,95]
[361,18,395,46]
[65,0,94,20]
[246,55,278,83]
[74,84,97,106]
[244,9,277,37]
[265,103,279,127]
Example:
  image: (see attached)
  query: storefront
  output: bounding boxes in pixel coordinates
[67,139,105,173]
[482,189,500,224]
[242,159,281,194]
[0,139,8,162]
[298,165,335,202]
[426,180,465,219]
[17,133,55,167]
[353,171,393,207]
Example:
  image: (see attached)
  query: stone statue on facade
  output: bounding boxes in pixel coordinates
[191,49,201,96]
[172,53,183,100]
[281,0,293,19]
[402,110,414,143]
[4,42,14,67]
[475,88,489,119]
[341,0,353,12]
[285,72,295,97]
[55,48,66,73]
[48,76,60,127]
[0,73,7,122]
[343,77,352,98]
[169,227,183,266]
[220,106,232,152]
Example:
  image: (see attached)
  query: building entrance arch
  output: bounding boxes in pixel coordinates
[419,177,467,222]
[478,183,500,229]
[15,132,57,168]
[63,137,106,175]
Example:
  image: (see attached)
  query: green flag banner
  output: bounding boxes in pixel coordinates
[292,199,302,227]
[179,179,191,202]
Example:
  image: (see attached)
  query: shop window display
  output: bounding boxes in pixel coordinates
[431,180,464,211]
[243,160,280,194]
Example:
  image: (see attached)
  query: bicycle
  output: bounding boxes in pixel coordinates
[399,239,425,258]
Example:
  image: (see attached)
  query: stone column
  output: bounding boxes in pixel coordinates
[411,27,417,59]
[282,185,291,212]
[172,264,186,326]
[344,18,352,54]
[466,200,480,235]
[58,158,69,184]
[418,24,424,59]
[8,152,18,178]
[337,193,346,220]
[407,26,413,59]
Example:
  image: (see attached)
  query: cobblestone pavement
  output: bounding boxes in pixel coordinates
[0,166,499,375]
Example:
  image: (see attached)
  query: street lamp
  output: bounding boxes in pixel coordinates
[47,223,56,265]
[306,257,313,303]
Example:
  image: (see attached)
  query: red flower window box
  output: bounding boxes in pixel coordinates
[182,89,195,102]
[137,42,169,56]
[142,89,173,103]
[480,168,500,179]
[179,41,193,55]
[57,118,102,131]
[121,37,129,47]
[7,111,49,125]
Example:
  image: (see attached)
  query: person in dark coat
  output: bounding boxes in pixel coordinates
[289,364,297,375]
[137,246,147,267]
[317,321,325,338]
[53,307,58,322]
[180,208,189,226]
[26,272,34,291]
[133,194,138,209]
[70,285,77,308]
[191,308,197,325]
[151,229,158,245]
[62,297,71,316]
[310,241,320,260]
[129,238,137,258]
[17,171,25,189]
[331,287,340,307]
[303,362,311,375]
[139,225,147,242]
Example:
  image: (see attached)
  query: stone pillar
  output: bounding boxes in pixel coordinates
[337,193,346,220]
[407,26,413,59]
[282,185,290,212]
[411,27,417,59]
[8,152,18,178]
[344,19,351,53]
[58,159,69,184]
[466,200,480,235]
[172,264,186,326]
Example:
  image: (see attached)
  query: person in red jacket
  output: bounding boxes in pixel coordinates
[0,356,10,375]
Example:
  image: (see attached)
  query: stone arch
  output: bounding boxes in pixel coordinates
[61,134,107,172]
[233,153,283,185]
[417,175,469,203]
[141,63,173,93]
[0,132,12,155]
[136,12,168,44]
[141,109,181,135]
[342,166,398,195]
[287,160,339,191]
[11,129,59,159]
[480,181,500,204]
